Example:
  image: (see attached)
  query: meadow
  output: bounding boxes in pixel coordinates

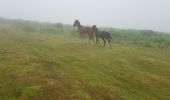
[0,18,170,100]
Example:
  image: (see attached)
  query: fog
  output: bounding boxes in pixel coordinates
[0,0,170,32]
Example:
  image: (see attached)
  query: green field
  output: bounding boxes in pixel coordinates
[0,18,170,100]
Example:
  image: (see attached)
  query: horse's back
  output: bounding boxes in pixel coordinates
[100,31,112,38]
[100,31,109,35]
[85,26,94,34]
[79,26,94,37]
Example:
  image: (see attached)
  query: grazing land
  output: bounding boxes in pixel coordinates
[0,18,170,100]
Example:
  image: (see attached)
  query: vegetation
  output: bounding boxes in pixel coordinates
[0,18,170,100]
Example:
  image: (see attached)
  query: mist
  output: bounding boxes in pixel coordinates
[0,0,170,33]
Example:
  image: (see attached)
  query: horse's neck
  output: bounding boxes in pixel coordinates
[77,24,84,32]
[94,30,99,37]
[77,24,82,29]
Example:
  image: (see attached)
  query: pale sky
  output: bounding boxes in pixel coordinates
[0,0,170,32]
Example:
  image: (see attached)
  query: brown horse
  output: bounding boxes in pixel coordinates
[73,20,94,44]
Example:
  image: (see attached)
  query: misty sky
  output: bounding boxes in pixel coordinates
[0,0,170,32]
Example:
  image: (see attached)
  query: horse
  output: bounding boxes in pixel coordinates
[92,25,112,48]
[73,20,94,44]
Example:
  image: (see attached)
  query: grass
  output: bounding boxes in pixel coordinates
[0,18,170,100]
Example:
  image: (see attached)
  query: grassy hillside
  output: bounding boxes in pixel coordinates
[0,18,170,100]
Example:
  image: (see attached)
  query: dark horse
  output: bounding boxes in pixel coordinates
[73,20,94,44]
[92,25,112,48]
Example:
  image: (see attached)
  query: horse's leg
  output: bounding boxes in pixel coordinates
[79,33,82,38]
[107,38,112,49]
[81,33,85,39]
[81,32,85,39]
[96,37,100,46]
[102,38,106,47]
[88,33,94,45]
[92,35,95,45]
[97,38,101,46]
[83,33,86,39]
[87,31,94,45]
[96,37,98,45]
[88,35,91,44]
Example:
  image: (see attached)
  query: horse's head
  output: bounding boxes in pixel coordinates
[73,19,80,27]
[92,25,98,32]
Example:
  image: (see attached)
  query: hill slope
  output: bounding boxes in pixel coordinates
[0,18,170,100]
